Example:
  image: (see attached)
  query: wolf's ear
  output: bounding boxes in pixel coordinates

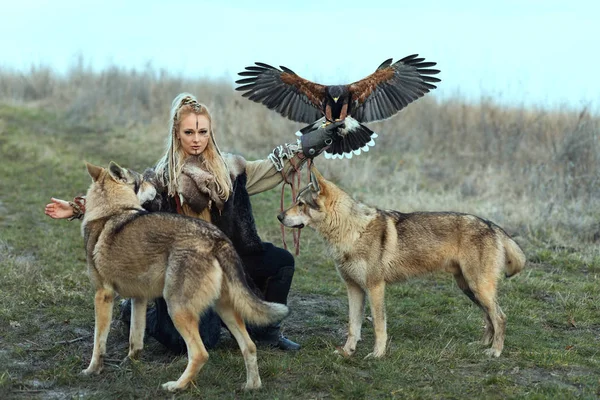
[309,165,321,194]
[108,161,127,183]
[85,162,103,182]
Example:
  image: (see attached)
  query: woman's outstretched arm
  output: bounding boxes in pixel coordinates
[44,196,85,220]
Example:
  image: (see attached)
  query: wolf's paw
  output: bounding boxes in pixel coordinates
[120,355,140,368]
[81,365,102,376]
[161,380,187,392]
[483,348,502,358]
[334,346,353,358]
[364,348,386,359]
[242,379,262,391]
[125,348,142,360]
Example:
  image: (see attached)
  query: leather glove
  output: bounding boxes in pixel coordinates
[300,120,345,158]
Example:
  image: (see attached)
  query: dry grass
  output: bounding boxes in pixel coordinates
[2,62,598,255]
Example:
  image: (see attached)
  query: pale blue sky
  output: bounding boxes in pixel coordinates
[1,0,598,110]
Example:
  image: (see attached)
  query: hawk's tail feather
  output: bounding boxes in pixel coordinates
[324,120,378,160]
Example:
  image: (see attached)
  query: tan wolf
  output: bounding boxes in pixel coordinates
[80,161,288,391]
[278,167,525,358]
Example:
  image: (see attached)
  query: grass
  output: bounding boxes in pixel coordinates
[1,68,600,399]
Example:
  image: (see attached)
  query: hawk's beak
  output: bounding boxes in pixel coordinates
[333,97,339,103]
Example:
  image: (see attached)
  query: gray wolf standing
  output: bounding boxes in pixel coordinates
[278,167,525,358]
[80,161,288,391]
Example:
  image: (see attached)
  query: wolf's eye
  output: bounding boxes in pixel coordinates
[297,200,304,206]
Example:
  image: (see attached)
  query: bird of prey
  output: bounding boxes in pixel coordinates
[235,54,440,159]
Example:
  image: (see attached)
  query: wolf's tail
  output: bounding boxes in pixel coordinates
[217,243,289,326]
[499,231,526,278]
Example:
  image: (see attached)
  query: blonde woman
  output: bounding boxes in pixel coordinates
[45,92,335,351]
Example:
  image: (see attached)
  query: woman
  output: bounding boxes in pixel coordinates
[45,92,333,352]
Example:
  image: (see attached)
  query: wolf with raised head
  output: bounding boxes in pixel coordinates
[80,161,288,391]
[278,166,525,358]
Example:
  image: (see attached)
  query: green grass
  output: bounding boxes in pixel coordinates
[2,104,600,399]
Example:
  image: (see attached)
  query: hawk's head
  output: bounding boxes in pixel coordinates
[327,85,347,103]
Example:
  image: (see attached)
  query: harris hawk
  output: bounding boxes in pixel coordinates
[235,54,441,159]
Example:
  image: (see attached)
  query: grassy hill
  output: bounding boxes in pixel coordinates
[1,66,599,399]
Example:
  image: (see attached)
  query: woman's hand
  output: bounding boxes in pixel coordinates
[44,198,74,219]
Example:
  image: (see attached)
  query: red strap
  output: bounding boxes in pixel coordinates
[279,156,307,256]
[174,193,183,214]
[280,183,288,251]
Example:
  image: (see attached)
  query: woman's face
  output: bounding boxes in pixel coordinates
[177,113,211,156]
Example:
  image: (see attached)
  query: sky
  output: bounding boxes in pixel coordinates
[1,0,598,111]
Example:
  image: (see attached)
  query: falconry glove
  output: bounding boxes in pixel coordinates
[300,120,345,158]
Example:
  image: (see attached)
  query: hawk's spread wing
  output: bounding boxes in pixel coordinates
[235,63,327,124]
[349,54,440,123]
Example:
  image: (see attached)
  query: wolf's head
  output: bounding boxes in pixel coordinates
[84,162,142,214]
[84,162,160,217]
[277,166,330,229]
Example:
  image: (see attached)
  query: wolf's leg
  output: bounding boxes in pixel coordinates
[488,303,506,357]
[127,298,147,360]
[469,281,506,357]
[161,307,208,392]
[365,281,387,359]
[454,272,494,345]
[215,299,262,390]
[481,314,495,346]
[479,297,505,357]
[339,281,365,357]
[82,287,115,375]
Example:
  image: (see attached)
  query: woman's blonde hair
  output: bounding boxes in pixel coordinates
[155,93,232,200]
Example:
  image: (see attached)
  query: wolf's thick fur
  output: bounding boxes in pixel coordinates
[179,155,224,212]
[278,167,525,358]
[80,161,288,391]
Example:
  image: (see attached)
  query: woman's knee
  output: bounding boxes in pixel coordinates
[263,242,295,269]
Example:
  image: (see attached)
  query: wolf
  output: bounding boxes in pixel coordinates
[278,167,525,358]
[80,161,288,391]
